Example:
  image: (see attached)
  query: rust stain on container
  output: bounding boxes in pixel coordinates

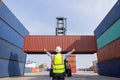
[97,39,120,62]
[23,35,97,54]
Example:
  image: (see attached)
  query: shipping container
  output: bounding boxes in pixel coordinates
[97,39,120,62]
[0,1,29,77]
[23,35,97,54]
[0,59,25,77]
[69,54,76,57]
[31,68,39,73]
[71,68,76,73]
[0,18,25,48]
[94,0,120,39]
[67,54,76,73]
[0,59,9,77]
[67,57,76,61]
[97,18,120,49]
[0,38,26,62]
[39,68,46,72]
[97,59,120,77]
[67,54,76,61]
[68,61,76,67]
[0,2,29,37]
[24,67,31,73]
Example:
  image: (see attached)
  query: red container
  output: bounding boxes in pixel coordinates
[68,57,76,61]
[23,35,97,54]
[31,68,39,73]
[97,39,120,62]
[69,54,76,57]
[71,68,76,73]
[67,54,76,73]
[68,54,76,61]
[68,61,76,67]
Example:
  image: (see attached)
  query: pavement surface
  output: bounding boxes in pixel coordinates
[0,71,120,80]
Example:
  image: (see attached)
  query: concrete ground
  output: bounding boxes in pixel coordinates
[0,71,120,80]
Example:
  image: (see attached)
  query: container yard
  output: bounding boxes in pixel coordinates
[0,0,120,79]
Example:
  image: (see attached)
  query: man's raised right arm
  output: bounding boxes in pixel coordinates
[44,49,53,58]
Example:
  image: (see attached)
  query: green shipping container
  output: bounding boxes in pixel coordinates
[97,18,120,49]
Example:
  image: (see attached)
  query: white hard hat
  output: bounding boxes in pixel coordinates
[55,46,62,53]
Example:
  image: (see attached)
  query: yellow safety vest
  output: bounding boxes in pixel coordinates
[53,53,65,73]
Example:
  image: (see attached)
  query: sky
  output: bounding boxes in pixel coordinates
[3,0,118,68]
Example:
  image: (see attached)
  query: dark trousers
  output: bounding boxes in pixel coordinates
[67,69,72,77]
[52,73,65,80]
[49,69,53,77]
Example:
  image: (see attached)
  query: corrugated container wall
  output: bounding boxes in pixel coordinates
[23,35,97,54]
[97,39,120,62]
[0,2,29,77]
[67,54,76,73]
[0,2,29,37]
[0,19,24,48]
[97,59,120,77]
[0,39,26,62]
[0,59,25,77]
[94,0,120,39]
[97,18,120,49]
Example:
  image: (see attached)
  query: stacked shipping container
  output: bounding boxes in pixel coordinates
[67,54,76,73]
[94,0,120,77]
[0,2,29,77]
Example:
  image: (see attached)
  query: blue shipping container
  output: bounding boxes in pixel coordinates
[94,0,120,38]
[0,59,25,77]
[97,18,120,49]
[0,19,24,48]
[24,67,31,73]
[97,59,120,77]
[0,38,26,62]
[0,2,29,37]
[0,1,29,77]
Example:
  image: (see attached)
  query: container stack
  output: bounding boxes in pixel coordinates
[94,0,120,77]
[67,54,76,73]
[0,2,29,77]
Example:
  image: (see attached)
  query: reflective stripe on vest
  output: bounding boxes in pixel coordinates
[53,53,65,73]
